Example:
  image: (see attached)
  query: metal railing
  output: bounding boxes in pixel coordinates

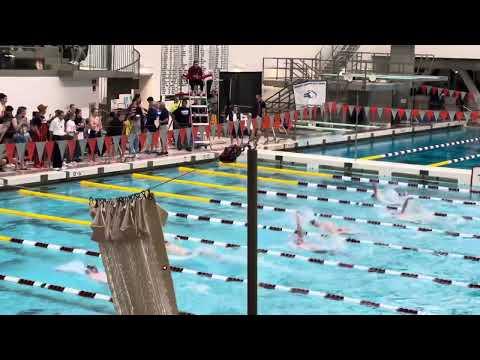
[0,45,140,77]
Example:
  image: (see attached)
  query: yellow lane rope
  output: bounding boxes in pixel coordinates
[0,206,91,226]
[218,162,333,179]
[132,173,246,192]
[178,166,299,186]
[79,181,211,203]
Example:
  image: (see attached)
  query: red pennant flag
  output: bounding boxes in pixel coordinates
[240,120,245,133]
[104,136,113,156]
[293,111,299,122]
[192,126,199,139]
[426,110,434,121]
[440,111,449,121]
[138,133,147,151]
[341,103,349,117]
[312,106,318,120]
[302,107,309,120]
[431,87,438,95]
[87,138,97,161]
[167,130,174,145]
[262,113,271,129]
[283,112,291,129]
[45,141,55,162]
[274,113,282,129]
[67,139,76,161]
[26,142,36,161]
[179,128,187,142]
[206,124,211,138]
[455,111,465,121]
[329,101,337,114]
[5,143,16,163]
[383,107,392,121]
[411,109,420,120]
[120,135,127,154]
[369,106,378,123]
[397,108,406,120]
[442,88,450,97]
[471,111,480,123]
[152,131,160,147]
[420,85,427,94]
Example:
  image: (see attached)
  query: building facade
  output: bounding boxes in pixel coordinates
[160,45,229,95]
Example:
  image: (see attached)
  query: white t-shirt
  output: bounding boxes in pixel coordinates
[66,119,76,135]
[49,117,66,136]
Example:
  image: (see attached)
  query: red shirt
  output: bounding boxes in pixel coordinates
[187,66,203,81]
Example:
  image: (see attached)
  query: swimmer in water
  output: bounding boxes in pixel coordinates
[292,212,330,253]
[309,219,351,235]
[371,184,405,205]
[85,265,108,283]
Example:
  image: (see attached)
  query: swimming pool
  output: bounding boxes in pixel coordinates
[1,160,480,315]
[301,126,480,169]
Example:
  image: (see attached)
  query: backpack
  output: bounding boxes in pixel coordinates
[218,144,243,163]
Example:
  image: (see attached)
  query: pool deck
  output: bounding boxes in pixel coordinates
[0,121,467,189]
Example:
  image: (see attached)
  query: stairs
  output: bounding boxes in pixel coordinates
[265,45,360,112]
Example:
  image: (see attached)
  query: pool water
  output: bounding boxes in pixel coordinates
[301,126,480,169]
[2,161,480,314]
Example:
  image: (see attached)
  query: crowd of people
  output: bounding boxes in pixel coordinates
[0,91,201,172]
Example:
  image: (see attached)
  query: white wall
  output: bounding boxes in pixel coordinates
[229,45,320,71]
[1,76,96,118]
[358,45,480,59]
[135,45,162,107]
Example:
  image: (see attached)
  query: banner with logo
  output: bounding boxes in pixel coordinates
[293,81,327,110]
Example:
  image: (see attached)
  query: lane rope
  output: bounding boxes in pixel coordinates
[360,136,480,160]
[180,167,480,206]
[0,236,426,315]
[21,186,480,240]
[136,173,480,222]
[49,184,480,239]
[4,233,479,292]
[219,162,479,194]
[430,153,480,167]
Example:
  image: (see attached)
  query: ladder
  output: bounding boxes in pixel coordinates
[189,94,212,150]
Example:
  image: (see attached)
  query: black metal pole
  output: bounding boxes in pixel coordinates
[247,146,258,315]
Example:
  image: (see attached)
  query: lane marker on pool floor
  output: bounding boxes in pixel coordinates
[135,173,480,222]
[0,236,426,315]
[360,136,480,161]
[4,232,479,293]
[18,187,480,240]
[180,167,480,206]
[429,153,480,167]
[217,162,478,194]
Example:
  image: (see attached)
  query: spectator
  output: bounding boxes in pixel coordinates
[65,104,76,121]
[124,114,139,155]
[226,105,242,145]
[144,101,158,153]
[74,108,86,140]
[0,106,15,144]
[13,121,31,171]
[30,104,49,168]
[12,106,28,132]
[252,94,266,140]
[158,102,170,155]
[127,94,145,132]
[172,99,192,151]
[106,111,123,137]
[49,110,66,170]
[88,108,102,138]
[0,93,7,118]
[185,61,204,95]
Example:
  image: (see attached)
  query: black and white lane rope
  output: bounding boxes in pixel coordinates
[331,174,476,194]
[171,233,480,264]
[173,196,480,239]
[361,136,480,161]
[258,189,480,222]
[290,179,480,207]
[0,237,428,314]
[5,233,480,294]
[0,273,112,302]
[166,266,430,315]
